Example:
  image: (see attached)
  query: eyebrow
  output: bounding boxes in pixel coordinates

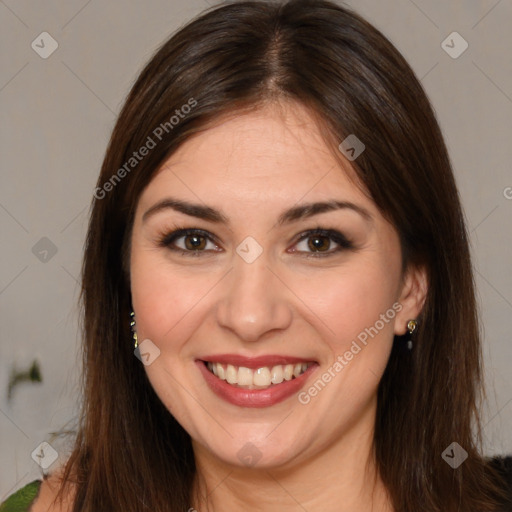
[142,197,372,225]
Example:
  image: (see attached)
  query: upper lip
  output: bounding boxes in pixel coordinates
[199,354,317,369]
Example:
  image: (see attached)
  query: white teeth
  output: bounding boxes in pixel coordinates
[253,367,271,386]
[237,367,253,386]
[270,365,284,384]
[226,364,237,384]
[206,361,312,388]
[283,364,294,381]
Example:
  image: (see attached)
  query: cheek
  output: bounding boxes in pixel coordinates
[299,264,400,411]
[300,260,400,348]
[129,247,215,348]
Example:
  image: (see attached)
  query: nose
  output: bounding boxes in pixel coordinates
[215,252,293,343]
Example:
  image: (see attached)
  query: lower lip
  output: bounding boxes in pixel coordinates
[196,360,318,408]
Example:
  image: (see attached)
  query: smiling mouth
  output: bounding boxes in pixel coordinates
[203,361,315,389]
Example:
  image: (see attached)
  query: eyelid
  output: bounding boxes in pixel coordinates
[290,228,354,256]
[156,228,222,258]
[157,226,353,257]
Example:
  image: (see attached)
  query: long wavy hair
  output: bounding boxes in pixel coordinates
[54,0,509,510]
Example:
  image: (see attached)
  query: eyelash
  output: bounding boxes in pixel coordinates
[156,226,354,258]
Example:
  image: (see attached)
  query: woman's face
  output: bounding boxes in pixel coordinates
[130,102,425,470]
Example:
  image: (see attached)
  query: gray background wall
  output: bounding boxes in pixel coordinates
[1,0,511,499]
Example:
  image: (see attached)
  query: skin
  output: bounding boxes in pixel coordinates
[31,469,75,512]
[127,101,428,511]
[33,101,426,512]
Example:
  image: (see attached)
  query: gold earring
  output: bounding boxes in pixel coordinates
[130,310,138,349]
[406,319,417,350]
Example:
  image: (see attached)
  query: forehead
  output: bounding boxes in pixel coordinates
[138,103,370,213]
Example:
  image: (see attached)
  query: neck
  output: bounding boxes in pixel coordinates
[190,400,394,512]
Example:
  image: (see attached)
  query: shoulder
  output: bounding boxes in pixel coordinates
[0,468,76,512]
[487,455,512,510]
[30,468,77,512]
[488,455,512,482]
[29,472,67,512]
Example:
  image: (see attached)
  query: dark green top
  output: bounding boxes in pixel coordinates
[0,480,41,512]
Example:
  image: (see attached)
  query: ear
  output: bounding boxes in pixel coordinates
[394,264,428,335]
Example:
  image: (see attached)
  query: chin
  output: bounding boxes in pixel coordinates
[195,428,311,471]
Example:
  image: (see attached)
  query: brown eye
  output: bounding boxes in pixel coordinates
[292,228,354,257]
[158,228,221,256]
[307,235,331,252]
[184,234,207,250]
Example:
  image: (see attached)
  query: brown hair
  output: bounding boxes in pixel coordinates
[54,0,509,510]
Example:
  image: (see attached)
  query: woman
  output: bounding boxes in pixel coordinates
[3,0,511,510]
